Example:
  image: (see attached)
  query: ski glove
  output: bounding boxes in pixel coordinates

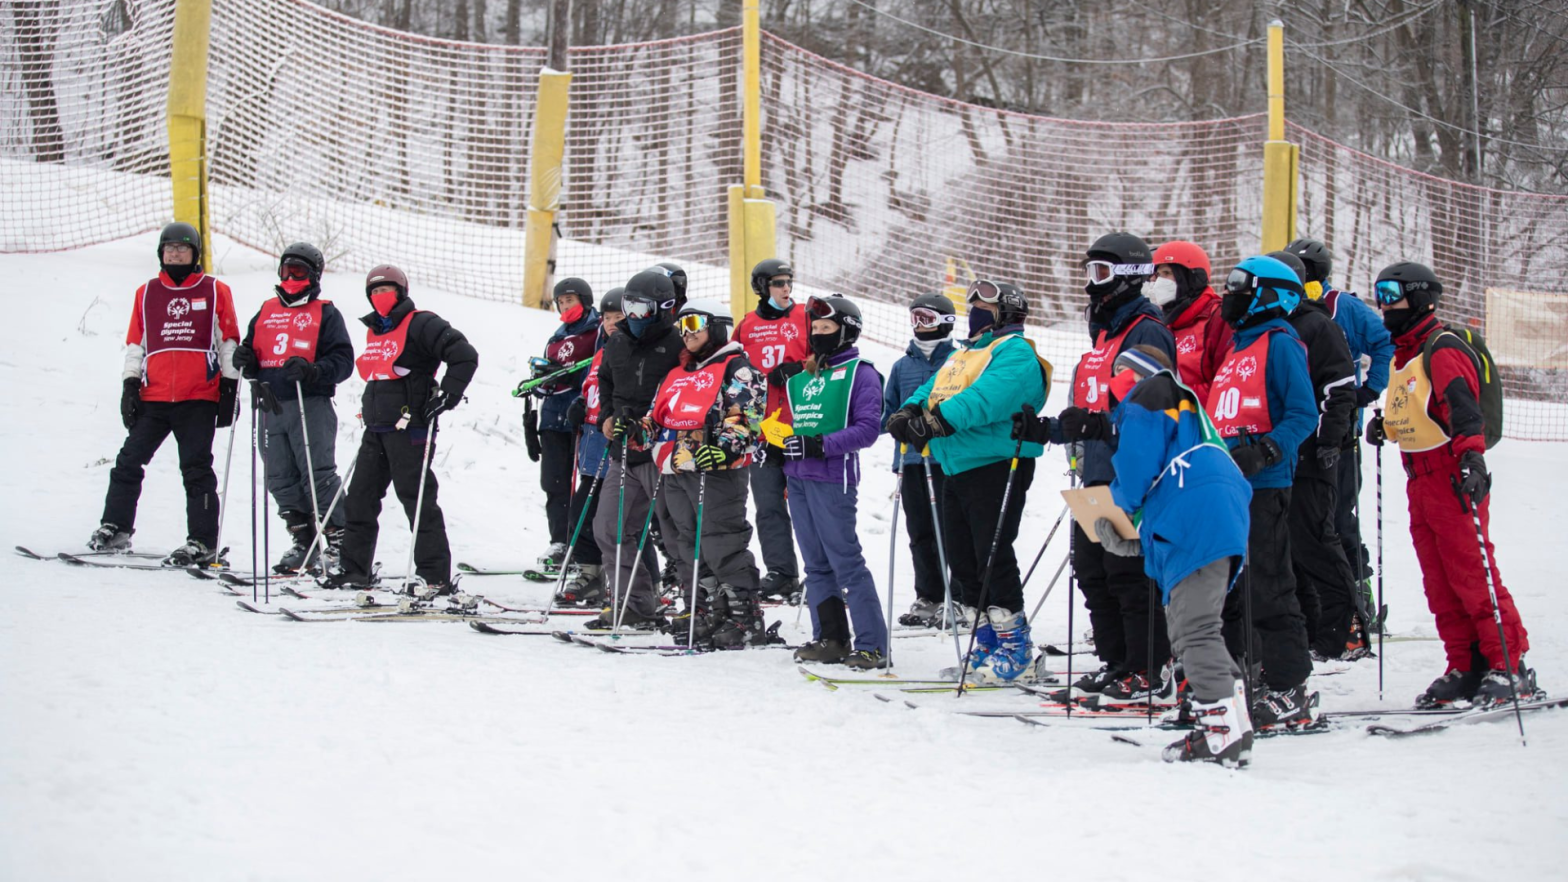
[281,356,321,386]
[1058,406,1109,442]
[120,377,142,429]
[1453,450,1491,511]
[1364,414,1387,447]
[694,444,730,471]
[605,409,643,443]
[783,434,825,461]
[251,380,283,416]
[565,396,587,427]
[1315,442,1341,471]
[887,404,954,447]
[1010,404,1050,444]
[1230,435,1283,477]
[425,388,454,422]
[215,378,238,428]
[768,361,805,388]
[1094,517,1140,558]
[523,407,542,463]
[884,404,922,445]
[1355,384,1382,409]
[231,343,259,380]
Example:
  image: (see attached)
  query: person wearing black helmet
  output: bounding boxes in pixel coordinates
[1286,237,1395,645]
[893,280,1052,683]
[89,223,243,565]
[558,287,622,605]
[1014,232,1178,703]
[1366,261,1541,709]
[1267,250,1362,663]
[590,269,686,629]
[650,262,688,314]
[881,292,963,627]
[734,257,808,602]
[324,265,479,593]
[524,277,602,572]
[228,242,355,573]
[780,294,889,669]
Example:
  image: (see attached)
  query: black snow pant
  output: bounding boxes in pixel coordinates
[748,456,799,580]
[540,429,575,546]
[901,462,958,605]
[339,428,451,586]
[1292,450,1358,656]
[1072,520,1171,678]
[263,394,345,529]
[660,469,760,595]
[1336,440,1370,581]
[101,400,220,547]
[1224,486,1312,692]
[942,457,1033,615]
[567,462,605,566]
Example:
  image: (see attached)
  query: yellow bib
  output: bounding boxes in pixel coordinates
[1384,356,1451,453]
[926,335,1052,408]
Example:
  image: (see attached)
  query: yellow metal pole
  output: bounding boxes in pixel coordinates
[1260,19,1298,253]
[728,185,749,322]
[167,0,213,270]
[523,70,573,309]
[743,0,762,197]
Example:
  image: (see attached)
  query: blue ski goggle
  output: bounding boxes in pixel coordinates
[1374,279,1406,306]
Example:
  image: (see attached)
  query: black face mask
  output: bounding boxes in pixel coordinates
[914,327,951,342]
[1086,280,1137,325]
[163,263,196,285]
[1382,308,1426,337]
[1220,291,1253,325]
[809,331,841,357]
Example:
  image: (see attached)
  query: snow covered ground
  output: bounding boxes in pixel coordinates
[2,234,1565,881]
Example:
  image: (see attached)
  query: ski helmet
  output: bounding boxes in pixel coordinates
[806,293,863,355]
[365,264,409,297]
[1286,238,1333,285]
[622,270,676,325]
[1267,250,1309,284]
[1223,255,1303,326]
[910,292,957,337]
[158,222,203,270]
[994,282,1029,325]
[1151,240,1211,292]
[1084,232,1153,302]
[1373,261,1442,314]
[279,241,325,283]
[649,262,687,310]
[1085,232,1153,268]
[600,286,625,315]
[553,277,595,311]
[750,258,795,299]
[676,298,734,348]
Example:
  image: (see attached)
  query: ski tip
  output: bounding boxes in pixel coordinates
[13,545,45,560]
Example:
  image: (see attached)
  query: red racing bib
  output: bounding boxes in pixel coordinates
[652,357,731,431]
[254,299,325,369]
[1072,315,1146,411]
[357,310,422,381]
[1208,331,1277,437]
[143,275,216,358]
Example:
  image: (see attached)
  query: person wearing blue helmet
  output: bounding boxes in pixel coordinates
[1207,255,1319,731]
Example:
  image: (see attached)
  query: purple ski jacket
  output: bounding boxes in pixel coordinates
[783,346,884,488]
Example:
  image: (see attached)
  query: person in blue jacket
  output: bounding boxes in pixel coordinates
[881,293,961,628]
[888,281,1050,684]
[1096,344,1253,767]
[529,278,601,571]
[1286,237,1396,633]
[1207,255,1320,730]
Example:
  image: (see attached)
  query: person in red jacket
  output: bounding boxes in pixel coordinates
[89,222,241,565]
[1150,240,1232,408]
[1365,261,1543,709]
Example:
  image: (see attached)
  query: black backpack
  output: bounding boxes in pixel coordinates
[1421,326,1503,450]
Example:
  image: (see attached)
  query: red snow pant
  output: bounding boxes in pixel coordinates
[1405,456,1528,672]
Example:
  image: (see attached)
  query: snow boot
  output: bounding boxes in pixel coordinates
[711,586,771,649]
[1250,684,1319,731]
[1163,679,1253,769]
[558,564,605,607]
[1045,663,1119,704]
[794,639,850,665]
[898,597,942,628]
[970,608,1034,684]
[1095,663,1178,709]
[843,648,889,671]
[1471,664,1545,709]
[86,523,132,552]
[273,510,317,574]
[164,538,217,567]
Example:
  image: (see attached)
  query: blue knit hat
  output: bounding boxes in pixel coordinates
[1113,347,1167,378]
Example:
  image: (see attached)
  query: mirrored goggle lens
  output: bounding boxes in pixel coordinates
[677,313,710,334]
[807,297,838,320]
[1374,279,1405,305]
[624,296,658,319]
[966,280,1001,303]
[280,259,311,281]
[529,356,552,370]
[1225,268,1255,295]
[910,307,953,329]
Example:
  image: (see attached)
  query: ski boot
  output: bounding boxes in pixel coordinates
[844,648,889,671]
[585,603,666,632]
[164,538,218,567]
[537,542,568,572]
[1250,684,1319,731]
[793,639,849,664]
[1045,663,1118,704]
[1163,679,1253,769]
[938,609,994,680]
[86,523,132,552]
[711,586,773,649]
[897,597,942,628]
[1095,663,1178,709]
[758,571,800,604]
[320,524,345,572]
[1414,645,1488,708]
[557,564,605,607]
[670,578,724,648]
[969,608,1034,684]
[933,602,975,633]
[1472,664,1545,709]
[273,510,318,574]
[795,596,852,664]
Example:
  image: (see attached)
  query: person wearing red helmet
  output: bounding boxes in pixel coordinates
[1150,241,1232,409]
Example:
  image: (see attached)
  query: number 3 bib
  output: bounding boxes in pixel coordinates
[255,299,325,369]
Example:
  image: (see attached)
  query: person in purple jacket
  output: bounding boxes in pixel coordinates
[780,294,888,670]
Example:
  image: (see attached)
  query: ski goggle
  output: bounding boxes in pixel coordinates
[1373,279,1406,306]
[1085,261,1155,285]
[910,307,955,329]
[966,279,1003,304]
[623,295,659,319]
[676,313,711,335]
[279,259,312,281]
[807,295,843,320]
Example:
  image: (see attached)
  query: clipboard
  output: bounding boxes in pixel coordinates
[1060,486,1138,544]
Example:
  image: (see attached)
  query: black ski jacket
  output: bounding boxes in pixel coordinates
[597,314,684,466]
[240,286,356,402]
[358,297,479,431]
[1287,299,1357,452]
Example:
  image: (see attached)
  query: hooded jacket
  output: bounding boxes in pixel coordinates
[358,296,479,431]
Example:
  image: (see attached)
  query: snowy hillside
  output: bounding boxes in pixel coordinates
[1,235,1565,881]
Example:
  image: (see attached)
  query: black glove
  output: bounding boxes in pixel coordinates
[1315,442,1340,471]
[215,378,238,428]
[251,380,283,416]
[768,361,805,388]
[425,388,454,422]
[1059,406,1110,442]
[120,377,141,430]
[565,396,588,427]
[1011,404,1050,444]
[1355,384,1381,408]
[1230,435,1283,477]
[1365,414,1387,447]
[231,343,258,380]
[884,404,922,446]
[1454,450,1491,511]
[280,356,321,386]
[783,434,825,461]
[523,408,542,463]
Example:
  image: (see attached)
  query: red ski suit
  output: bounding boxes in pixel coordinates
[1389,316,1527,672]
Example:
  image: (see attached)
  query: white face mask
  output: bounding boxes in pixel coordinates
[1146,276,1179,307]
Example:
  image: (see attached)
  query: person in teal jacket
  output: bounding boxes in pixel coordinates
[886,281,1050,683]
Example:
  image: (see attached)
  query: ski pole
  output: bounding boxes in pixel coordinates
[554,445,612,602]
[212,405,239,567]
[1065,464,1078,719]
[885,479,901,669]
[1242,553,1255,715]
[608,413,634,628]
[512,357,594,397]
[249,395,259,603]
[956,437,1025,699]
[685,471,708,649]
[1465,487,1527,745]
[294,381,325,549]
[1375,411,1385,701]
[401,413,439,594]
[921,450,963,671]
[1027,552,1070,623]
[1021,503,1070,618]
[613,468,663,634]
[261,408,271,604]
[293,457,357,578]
